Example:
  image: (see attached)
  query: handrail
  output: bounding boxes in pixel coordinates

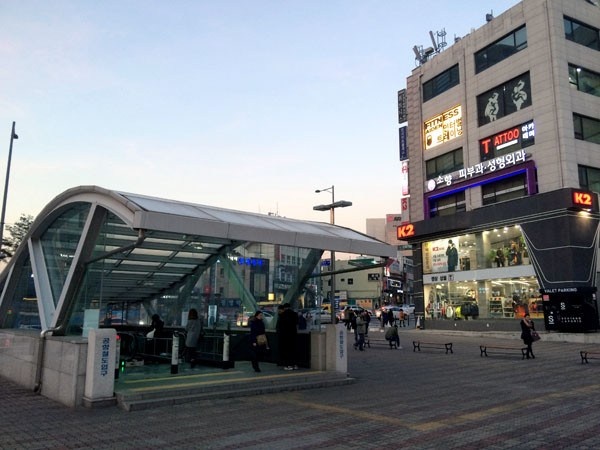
[33,326,62,393]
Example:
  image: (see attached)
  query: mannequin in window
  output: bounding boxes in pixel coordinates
[446,240,458,272]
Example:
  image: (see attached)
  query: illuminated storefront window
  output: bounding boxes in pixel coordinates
[421,225,539,320]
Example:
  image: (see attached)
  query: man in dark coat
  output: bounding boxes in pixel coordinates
[277,303,299,370]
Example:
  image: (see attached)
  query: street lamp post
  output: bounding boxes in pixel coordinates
[314,185,352,324]
[0,122,18,258]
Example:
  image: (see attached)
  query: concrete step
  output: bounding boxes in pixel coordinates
[116,371,354,411]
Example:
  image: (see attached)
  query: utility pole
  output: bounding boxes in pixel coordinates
[0,122,18,258]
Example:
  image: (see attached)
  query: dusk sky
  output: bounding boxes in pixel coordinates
[0,0,519,233]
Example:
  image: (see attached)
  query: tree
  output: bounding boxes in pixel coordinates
[2,214,34,258]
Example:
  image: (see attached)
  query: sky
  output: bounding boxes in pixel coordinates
[0,0,520,234]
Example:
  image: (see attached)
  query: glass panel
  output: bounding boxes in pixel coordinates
[475,25,527,73]
[421,226,537,320]
[482,173,527,205]
[579,165,600,194]
[574,114,600,144]
[425,148,463,179]
[478,72,531,126]
[40,203,91,306]
[565,17,600,51]
[569,64,600,97]
[429,191,466,218]
[0,256,40,329]
[423,64,459,102]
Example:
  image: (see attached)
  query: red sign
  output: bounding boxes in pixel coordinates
[573,191,593,207]
[479,120,535,161]
[397,223,415,239]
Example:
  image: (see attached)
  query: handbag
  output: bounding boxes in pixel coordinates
[256,334,268,346]
[531,330,541,341]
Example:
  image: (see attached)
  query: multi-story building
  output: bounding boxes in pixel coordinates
[401,0,600,331]
[366,215,410,305]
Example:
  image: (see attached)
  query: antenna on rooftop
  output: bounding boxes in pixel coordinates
[486,10,494,22]
[413,29,447,66]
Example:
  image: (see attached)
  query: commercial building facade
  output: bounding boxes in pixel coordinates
[401,0,600,331]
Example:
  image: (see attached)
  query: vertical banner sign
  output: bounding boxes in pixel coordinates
[397,89,407,124]
[401,161,409,196]
[399,125,408,161]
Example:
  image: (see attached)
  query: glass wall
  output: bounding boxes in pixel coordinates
[424,276,541,321]
[421,224,540,320]
[66,236,322,335]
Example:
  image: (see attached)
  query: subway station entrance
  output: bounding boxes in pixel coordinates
[0,186,394,407]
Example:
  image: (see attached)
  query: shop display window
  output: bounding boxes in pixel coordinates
[424,276,540,321]
[421,225,529,275]
[421,224,538,320]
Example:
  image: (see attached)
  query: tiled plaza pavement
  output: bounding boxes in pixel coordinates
[2,328,600,449]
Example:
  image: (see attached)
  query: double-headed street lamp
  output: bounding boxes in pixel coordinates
[313,185,352,324]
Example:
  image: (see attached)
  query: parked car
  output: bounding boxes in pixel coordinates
[376,305,414,320]
[305,308,333,325]
[336,305,370,322]
[399,304,416,315]
[236,310,274,327]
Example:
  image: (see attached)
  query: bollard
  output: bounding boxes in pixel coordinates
[115,334,121,379]
[171,332,179,374]
[416,315,425,330]
[223,333,230,362]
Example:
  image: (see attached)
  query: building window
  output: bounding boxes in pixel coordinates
[423,64,460,102]
[579,165,600,194]
[564,16,600,51]
[348,278,354,285]
[573,113,600,144]
[475,25,528,73]
[429,191,466,218]
[426,148,463,179]
[568,64,600,97]
[477,72,532,126]
[482,173,527,205]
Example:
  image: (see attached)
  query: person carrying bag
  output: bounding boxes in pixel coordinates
[249,311,269,372]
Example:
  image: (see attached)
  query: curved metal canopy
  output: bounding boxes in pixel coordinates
[1,186,395,309]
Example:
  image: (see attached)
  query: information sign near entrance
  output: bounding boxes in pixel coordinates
[541,287,599,332]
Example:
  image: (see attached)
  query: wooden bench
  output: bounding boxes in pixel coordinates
[413,341,453,354]
[580,350,600,364]
[480,345,528,359]
[366,338,399,349]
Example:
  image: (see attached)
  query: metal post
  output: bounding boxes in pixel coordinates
[314,185,352,324]
[330,250,336,324]
[0,121,18,257]
[329,186,335,324]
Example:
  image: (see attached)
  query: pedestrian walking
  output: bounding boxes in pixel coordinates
[354,313,366,351]
[184,308,203,365]
[520,313,536,359]
[249,311,269,372]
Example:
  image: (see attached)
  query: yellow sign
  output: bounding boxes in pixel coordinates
[424,105,462,150]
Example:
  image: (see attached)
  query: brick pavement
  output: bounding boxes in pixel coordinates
[2,328,600,449]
